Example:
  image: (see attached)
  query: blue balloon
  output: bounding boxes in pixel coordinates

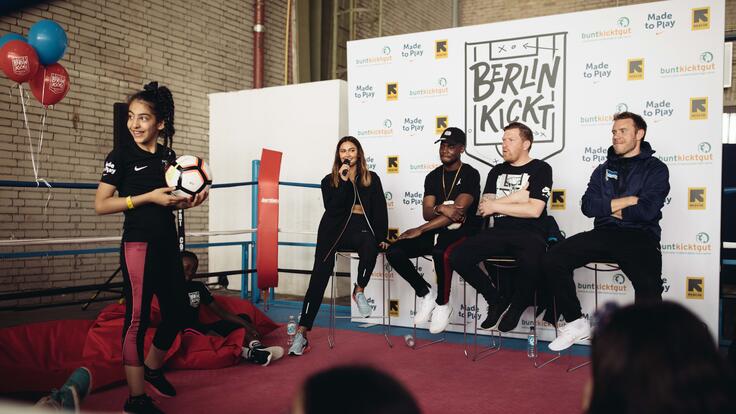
[0,33,25,49]
[28,19,67,65]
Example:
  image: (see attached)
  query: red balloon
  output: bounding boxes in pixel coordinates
[0,39,40,83]
[29,63,70,106]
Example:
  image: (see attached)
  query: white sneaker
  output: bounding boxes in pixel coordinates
[548,317,591,352]
[429,304,452,334]
[414,290,436,324]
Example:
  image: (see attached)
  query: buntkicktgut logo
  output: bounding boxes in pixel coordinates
[577,271,628,295]
[11,56,30,75]
[655,141,714,166]
[661,232,712,255]
[644,10,675,32]
[409,162,440,173]
[691,7,710,31]
[354,45,393,66]
[356,119,393,138]
[408,77,449,99]
[581,16,633,41]
[465,32,567,166]
[659,51,716,77]
[579,103,627,127]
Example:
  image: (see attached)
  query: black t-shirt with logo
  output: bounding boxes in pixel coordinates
[182,280,214,326]
[483,159,552,237]
[100,143,177,239]
[424,163,482,231]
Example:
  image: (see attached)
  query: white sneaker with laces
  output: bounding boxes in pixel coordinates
[548,317,591,352]
[429,304,452,334]
[414,289,436,325]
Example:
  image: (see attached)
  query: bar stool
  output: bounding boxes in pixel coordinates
[405,256,478,355]
[566,259,620,372]
[328,249,393,349]
[466,256,562,367]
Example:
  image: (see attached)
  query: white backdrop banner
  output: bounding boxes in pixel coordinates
[347,0,724,342]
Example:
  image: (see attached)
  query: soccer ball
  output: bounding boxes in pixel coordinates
[165,155,212,197]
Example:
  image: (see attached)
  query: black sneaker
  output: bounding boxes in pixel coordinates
[498,304,527,332]
[144,366,176,398]
[124,394,164,414]
[480,296,510,329]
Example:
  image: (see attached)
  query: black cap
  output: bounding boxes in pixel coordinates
[434,127,466,146]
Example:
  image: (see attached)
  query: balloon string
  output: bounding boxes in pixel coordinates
[38,106,47,155]
[18,83,39,182]
[18,83,53,211]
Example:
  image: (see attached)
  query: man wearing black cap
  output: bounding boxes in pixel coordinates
[450,121,553,333]
[385,127,481,334]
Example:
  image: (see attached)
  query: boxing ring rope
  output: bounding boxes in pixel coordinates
[0,163,327,311]
[2,170,735,313]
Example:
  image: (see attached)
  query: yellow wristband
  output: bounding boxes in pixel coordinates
[126,196,134,210]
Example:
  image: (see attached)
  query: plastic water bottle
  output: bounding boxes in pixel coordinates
[527,326,537,358]
[287,315,297,345]
[404,334,415,348]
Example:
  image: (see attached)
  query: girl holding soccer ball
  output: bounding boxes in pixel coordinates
[95,81,207,414]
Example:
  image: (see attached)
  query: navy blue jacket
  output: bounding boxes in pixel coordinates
[581,141,670,241]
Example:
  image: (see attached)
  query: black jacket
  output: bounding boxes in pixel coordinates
[581,141,670,241]
[315,171,388,261]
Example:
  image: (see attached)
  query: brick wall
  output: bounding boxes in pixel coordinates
[0,0,292,306]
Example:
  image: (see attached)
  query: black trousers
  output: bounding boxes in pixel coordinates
[543,227,663,322]
[121,236,188,367]
[385,229,469,305]
[449,228,547,306]
[299,216,378,329]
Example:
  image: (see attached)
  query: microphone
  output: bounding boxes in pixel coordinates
[341,159,351,177]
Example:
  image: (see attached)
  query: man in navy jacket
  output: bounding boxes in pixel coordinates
[545,112,670,351]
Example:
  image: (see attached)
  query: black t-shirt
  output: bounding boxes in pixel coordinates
[424,163,482,231]
[99,143,177,238]
[183,280,214,326]
[483,159,552,236]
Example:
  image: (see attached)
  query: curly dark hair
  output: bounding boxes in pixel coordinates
[127,81,176,149]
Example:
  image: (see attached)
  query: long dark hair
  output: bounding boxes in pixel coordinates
[127,81,176,149]
[330,136,371,188]
[588,301,735,414]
